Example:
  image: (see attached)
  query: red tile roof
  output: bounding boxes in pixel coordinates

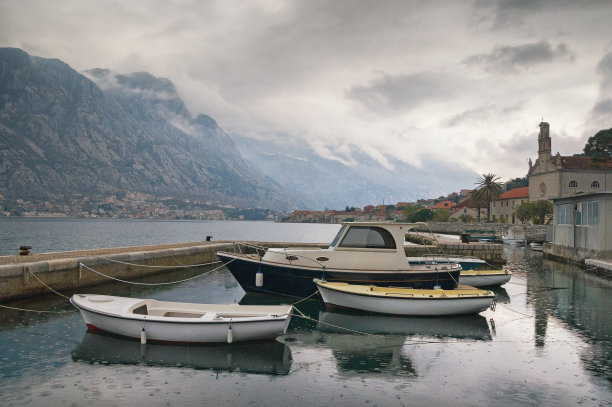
[500,187,529,200]
[560,156,612,170]
[433,201,455,209]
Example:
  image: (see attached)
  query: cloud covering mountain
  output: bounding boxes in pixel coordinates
[0,48,301,209]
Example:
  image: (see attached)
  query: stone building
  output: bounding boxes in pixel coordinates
[490,187,529,224]
[528,122,612,201]
[450,195,486,221]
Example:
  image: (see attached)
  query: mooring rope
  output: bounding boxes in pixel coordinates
[78,258,236,286]
[93,256,222,269]
[290,291,319,306]
[0,303,75,314]
[291,307,382,336]
[26,267,71,299]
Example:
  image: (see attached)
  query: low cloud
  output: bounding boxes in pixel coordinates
[596,51,612,92]
[464,41,573,74]
[442,106,493,127]
[587,51,612,132]
[346,72,465,116]
[475,0,611,28]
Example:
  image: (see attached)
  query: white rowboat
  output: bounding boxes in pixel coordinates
[71,294,292,344]
[314,279,495,316]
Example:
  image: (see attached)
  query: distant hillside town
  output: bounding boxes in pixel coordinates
[287,122,612,229]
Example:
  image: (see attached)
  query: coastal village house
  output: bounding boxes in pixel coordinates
[450,195,487,221]
[490,187,529,224]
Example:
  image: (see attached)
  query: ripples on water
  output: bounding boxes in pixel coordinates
[0,220,610,406]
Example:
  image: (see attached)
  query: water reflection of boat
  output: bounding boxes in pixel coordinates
[318,310,492,341]
[72,331,292,375]
[489,286,510,304]
[327,334,417,376]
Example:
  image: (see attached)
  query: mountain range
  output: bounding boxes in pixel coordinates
[0,48,477,210]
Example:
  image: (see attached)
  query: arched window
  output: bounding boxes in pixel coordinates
[569,180,578,188]
[591,180,600,188]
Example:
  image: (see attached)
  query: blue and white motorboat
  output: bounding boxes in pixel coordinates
[216,222,462,297]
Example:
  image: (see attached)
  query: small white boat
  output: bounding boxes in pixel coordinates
[502,237,526,246]
[530,242,544,252]
[459,269,512,287]
[314,279,495,316]
[71,294,292,344]
[407,255,487,270]
[502,227,526,246]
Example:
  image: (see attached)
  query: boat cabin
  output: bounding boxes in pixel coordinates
[263,222,418,270]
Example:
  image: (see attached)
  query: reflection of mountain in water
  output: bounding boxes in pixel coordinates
[72,331,292,375]
[318,310,492,341]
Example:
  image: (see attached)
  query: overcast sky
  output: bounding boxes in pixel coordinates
[2,0,611,181]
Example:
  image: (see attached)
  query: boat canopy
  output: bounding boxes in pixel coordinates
[330,222,419,250]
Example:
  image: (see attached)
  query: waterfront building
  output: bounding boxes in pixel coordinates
[548,192,612,261]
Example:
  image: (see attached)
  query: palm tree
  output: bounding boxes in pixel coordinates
[471,173,503,221]
[469,189,485,222]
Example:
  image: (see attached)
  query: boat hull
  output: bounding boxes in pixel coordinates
[71,295,292,344]
[459,270,511,287]
[217,252,461,297]
[316,282,494,316]
[407,256,487,271]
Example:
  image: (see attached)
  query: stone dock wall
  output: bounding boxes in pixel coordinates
[414,222,548,242]
[404,244,504,264]
[0,239,503,302]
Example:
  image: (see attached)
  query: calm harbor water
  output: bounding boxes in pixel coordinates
[0,218,342,256]
[0,219,610,406]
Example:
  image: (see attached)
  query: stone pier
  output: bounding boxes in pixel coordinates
[0,241,324,302]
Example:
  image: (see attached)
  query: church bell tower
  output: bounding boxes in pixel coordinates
[538,121,551,156]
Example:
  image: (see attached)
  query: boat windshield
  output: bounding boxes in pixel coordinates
[330,225,347,248]
[338,226,396,249]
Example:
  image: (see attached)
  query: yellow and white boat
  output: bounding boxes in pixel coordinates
[314,279,495,316]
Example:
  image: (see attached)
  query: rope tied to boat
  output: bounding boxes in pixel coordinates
[0,303,76,314]
[93,255,223,269]
[78,258,236,286]
[26,267,71,299]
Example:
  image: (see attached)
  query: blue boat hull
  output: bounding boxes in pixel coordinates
[217,253,460,298]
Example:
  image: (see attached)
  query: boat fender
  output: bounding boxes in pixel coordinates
[256,270,263,287]
[227,324,233,344]
[140,327,147,344]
